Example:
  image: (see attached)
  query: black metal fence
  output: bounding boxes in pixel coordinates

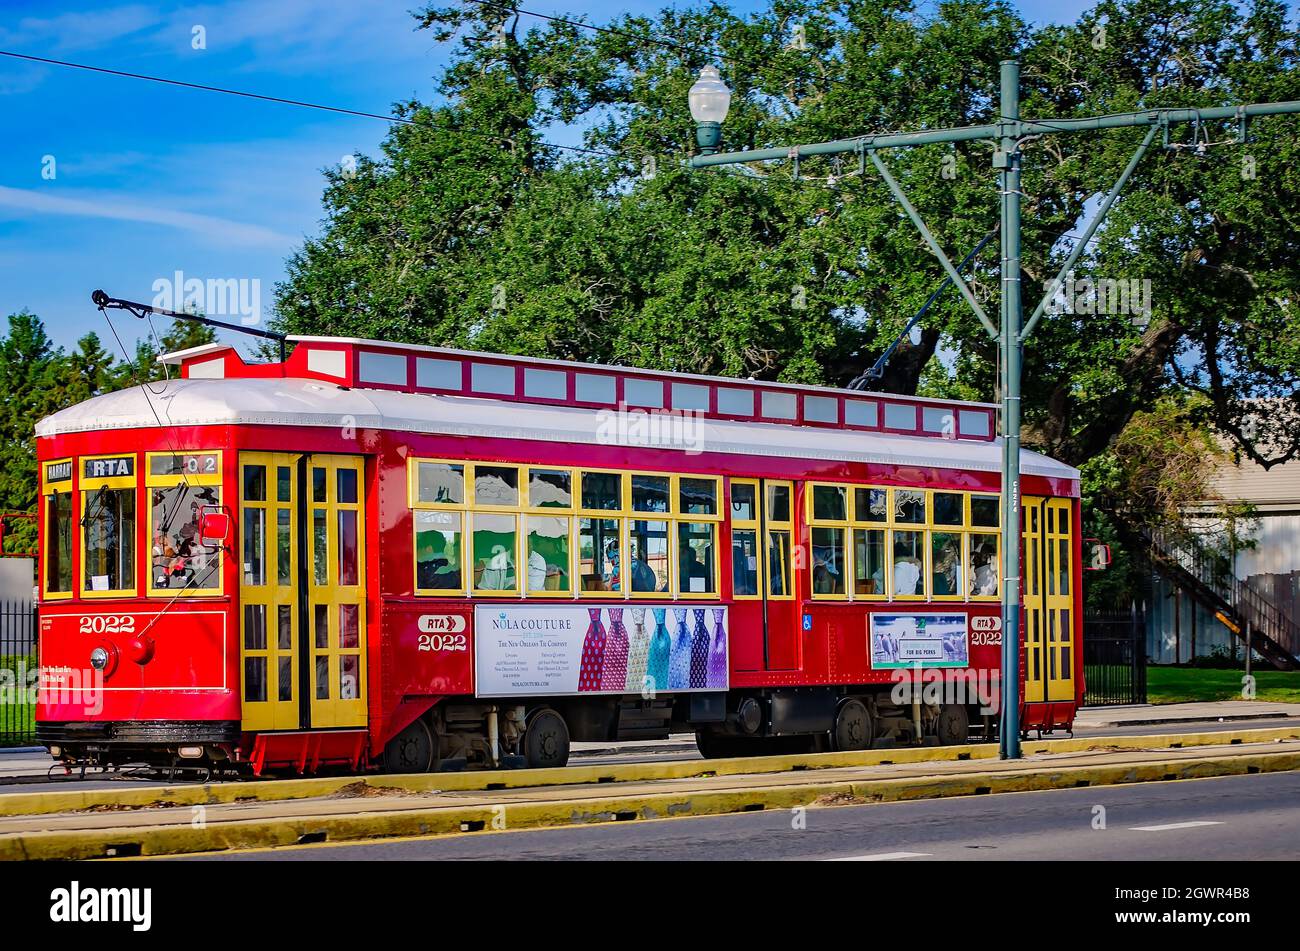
[1083,603,1148,706]
[1,599,37,746]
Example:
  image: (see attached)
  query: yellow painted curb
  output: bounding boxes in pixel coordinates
[3,748,1299,861]
[4,725,1297,820]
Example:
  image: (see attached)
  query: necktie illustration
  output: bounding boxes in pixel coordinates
[577,607,606,692]
[707,607,728,688]
[601,607,629,692]
[646,608,671,695]
[689,608,709,688]
[624,607,651,693]
[669,608,691,690]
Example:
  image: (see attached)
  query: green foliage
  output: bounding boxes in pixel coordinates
[0,312,216,554]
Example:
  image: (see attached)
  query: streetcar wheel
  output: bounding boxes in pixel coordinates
[524,709,570,769]
[832,698,873,752]
[935,704,969,745]
[383,717,437,774]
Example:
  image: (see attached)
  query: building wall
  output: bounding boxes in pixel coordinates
[1148,449,1300,662]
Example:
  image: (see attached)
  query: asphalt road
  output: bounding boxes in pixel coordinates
[3,715,1298,792]
[182,770,1300,861]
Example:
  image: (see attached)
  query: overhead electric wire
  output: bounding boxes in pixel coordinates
[0,48,618,158]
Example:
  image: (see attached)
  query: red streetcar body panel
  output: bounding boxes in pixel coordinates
[34,337,1083,771]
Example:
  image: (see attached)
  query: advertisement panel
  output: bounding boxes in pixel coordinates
[869,613,969,669]
[473,604,729,698]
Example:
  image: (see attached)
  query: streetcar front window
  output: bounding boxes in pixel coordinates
[150,483,221,590]
[83,488,136,592]
[146,451,224,594]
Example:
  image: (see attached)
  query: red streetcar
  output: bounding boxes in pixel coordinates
[34,330,1082,775]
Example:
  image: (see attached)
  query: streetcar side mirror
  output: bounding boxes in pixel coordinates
[1084,539,1112,571]
[198,507,231,546]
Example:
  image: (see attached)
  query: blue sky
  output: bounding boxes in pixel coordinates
[1,0,1096,358]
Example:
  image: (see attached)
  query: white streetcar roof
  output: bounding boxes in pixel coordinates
[36,377,1079,481]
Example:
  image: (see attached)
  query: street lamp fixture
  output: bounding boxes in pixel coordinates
[688,65,731,154]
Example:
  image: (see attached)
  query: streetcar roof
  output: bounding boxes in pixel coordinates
[36,377,1079,481]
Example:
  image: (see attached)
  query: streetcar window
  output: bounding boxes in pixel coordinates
[730,483,756,522]
[415,510,463,591]
[767,529,791,597]
[810,527,845,595]
[473,466,519,508]
[471,513,517,592]
[580,471,622,511]
[338,510,360,586]
[526,516,570,593]
[969,534,999,597]
[579,518,621,592]
[677,523,716,594]
[83,487,135,594]
[766,483,791,523]
[44,489,73,595]
[732,528,759,596]
[970,495,999,527]
[631,474,670,512]
[630,520,670,594]
[730,480,760,599]
[416,462,465,505]
[812,485,847,521]
[931,531,964,596]
[527,469,572,509]
[853,529,886,596]
[678,477,717,516]
[337,467,358,505]
[933,492,963,526]
[892,530,924,596]
[853,487,887,523]
[146,451,222,596]
[244,508,265,586]
[149,484,221,591]
[895,489,925,524]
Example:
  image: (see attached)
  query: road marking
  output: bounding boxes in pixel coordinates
[826,851,931,861]
[1129,821,1223,832]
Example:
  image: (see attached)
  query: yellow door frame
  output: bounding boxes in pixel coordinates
[239,452,302,732]
[307,455,368,729]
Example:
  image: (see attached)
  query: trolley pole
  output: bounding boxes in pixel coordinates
[684,61,1300,758]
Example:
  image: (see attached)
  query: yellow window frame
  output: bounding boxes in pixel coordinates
[522,512,574,598]
[887,487,930,602]
[408,457,469,509]
[40,458,75,601]
[523,466,577,513]
[966,529,1002,602]
[468,462,522,512]
[848,484,890,602]
[79,453,140,598]
[409,457,469,596]
[728,478,762,601]
[144,450,224,597]
[764,480,795,601]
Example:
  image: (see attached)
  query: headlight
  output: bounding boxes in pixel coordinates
[89,647,109,671]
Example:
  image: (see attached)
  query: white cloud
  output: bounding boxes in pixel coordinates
[0,5,162,53]
[0,184,296,247]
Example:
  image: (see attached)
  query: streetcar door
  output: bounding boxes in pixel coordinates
[239,452,302,731]
[761,479,799,670]
[1022,496,1075,704]
[306,455,368,729]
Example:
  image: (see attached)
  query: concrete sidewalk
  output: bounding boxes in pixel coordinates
[1073,700,1300,728]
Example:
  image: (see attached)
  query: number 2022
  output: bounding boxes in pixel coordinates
[79,615,136,635]
[418,633,467,652]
